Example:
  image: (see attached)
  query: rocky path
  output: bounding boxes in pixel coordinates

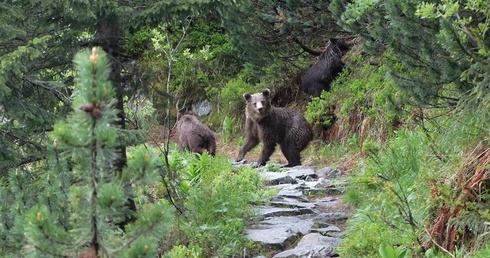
[239,164,350,258]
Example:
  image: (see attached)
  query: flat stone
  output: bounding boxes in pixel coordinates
[260,166,317,185]
[312,225,341,233]
[273,233,340,258]
[271,196,316,209]
[277,188,307,200]
[317,167,343,178]
[286,167,316,180]
[261,172,295,184]
[256,206,311,217]
[246,216,315,247]
[314,212,349,223]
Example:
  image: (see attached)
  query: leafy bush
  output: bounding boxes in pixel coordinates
[218,75,254,120]
[305,58,408,143]
[161,149,265,257]
[339,129,432,257]
[379,243,409,258]
[340,106,490,257]
[220,116,235,144]
[135,19,243,123]
[124,94,157,130]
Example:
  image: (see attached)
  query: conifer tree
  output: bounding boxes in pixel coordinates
[19,47,173,257]
[329,0,489,108]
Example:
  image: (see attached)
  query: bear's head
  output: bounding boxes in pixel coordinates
[243,89,271,121]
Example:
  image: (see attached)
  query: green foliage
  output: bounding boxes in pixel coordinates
[340,217,407,258]
[306,59,407,142]
[265,163,282,172]
[124,26,153,56]
[330,0,490,110]
[0,48,175,257]
[220,0,346,72]
[163,150,264,257]
[415,0,490,116]
[164,244,202,258]
[341,106,490,257]
[218,75,254,119]
[124,94,157,130]
[340,129,432,257]
[471,242,490,258]
[379,243,409,258]
[220,116,235,143]
[140,18,243,123]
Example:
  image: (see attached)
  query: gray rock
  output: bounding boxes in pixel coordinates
[273,233,340,258]
[277,188,308,200]
[246,216,315,247]
[271,196,316,209]
[241,162,349,256]
[312,225,342,237]
[314,212,349,223]
[316,167,343,178]
[256,206,316,217]
[261,171,296,184]
[313,196,338,207]
[191,99,212,116]
[260,167,317,185]
[286,167,316,180]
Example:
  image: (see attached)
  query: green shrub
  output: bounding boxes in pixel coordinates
[306,59,408,143]
[163,150,264,257]
[218,75,254,119]
[220,116,235,143]
[379,243,409,258]
[340,106,490,257]
[339,129,432,257]
[164,244,202,258]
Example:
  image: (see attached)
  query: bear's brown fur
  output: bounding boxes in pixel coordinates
[301,38,346,97]
[173,114,216,156]
[236,89,313,167]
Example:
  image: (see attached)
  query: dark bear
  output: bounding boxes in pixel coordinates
[236,89,313,167]
[174,114,216,156]
[301,38,346,97]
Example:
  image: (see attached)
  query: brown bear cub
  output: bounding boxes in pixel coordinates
[236,89,313,167]
[174,114,216,156]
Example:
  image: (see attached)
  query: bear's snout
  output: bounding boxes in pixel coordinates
[256,102,264,113]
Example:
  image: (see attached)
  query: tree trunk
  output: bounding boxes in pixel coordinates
[94,12,136,232]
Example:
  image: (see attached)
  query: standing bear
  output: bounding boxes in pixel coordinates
[173,114,216,156]
[236,89,313,167]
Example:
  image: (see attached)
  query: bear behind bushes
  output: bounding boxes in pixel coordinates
[174,114,216,156]
[236,89,313,167]
[301,38,345,97]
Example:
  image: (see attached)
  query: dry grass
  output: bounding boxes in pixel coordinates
[426,144,490,253]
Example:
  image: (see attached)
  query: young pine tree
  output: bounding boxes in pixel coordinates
[21,47,173,257]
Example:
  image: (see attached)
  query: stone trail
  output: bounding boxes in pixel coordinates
[236,164,350,258]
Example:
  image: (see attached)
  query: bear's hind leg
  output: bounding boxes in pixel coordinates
[281,143,302,167]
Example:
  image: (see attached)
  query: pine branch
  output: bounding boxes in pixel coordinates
[24,76,71,104]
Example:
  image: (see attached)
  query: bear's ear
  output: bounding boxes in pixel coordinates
[262,89,270,97]
[243,93,251,101]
